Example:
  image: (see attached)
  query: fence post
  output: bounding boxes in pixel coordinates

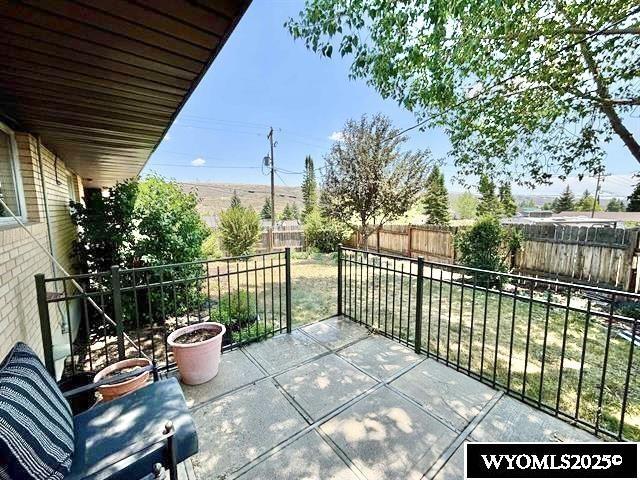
[337,244,343,316]
[35,273,56,377]
[414,257,424,354]
[111,265,125,361]
[285,247,292,333]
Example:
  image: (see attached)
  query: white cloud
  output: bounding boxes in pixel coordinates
[191,157,206,166]
[328,131,344,142]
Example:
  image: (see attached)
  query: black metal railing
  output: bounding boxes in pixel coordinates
[36,249,292,379]
[338,246,639,441]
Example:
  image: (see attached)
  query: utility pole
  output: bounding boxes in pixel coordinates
[592,168,603,218]
[268,127,276,250]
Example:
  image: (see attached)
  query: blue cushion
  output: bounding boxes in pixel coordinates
[68,377,198,480]
[0,342,74,480]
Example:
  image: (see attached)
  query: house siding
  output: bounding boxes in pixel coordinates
[0,132,82,362]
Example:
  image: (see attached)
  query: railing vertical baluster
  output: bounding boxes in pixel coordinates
[391,259,397,338]
[507,284,518,390]
[337,245,343,316]
[468,273,477,372]
[595,297,615,433]
[406,262,412,346]
[457,269,464,369]
[246,258,251,339]
[160,268,169,370]
[254,261,259,339]
[538,290,552,407]
[427,264,433,358]
[618,318,637,440]
[492,276,503,386]
[555,287,572,415]
[278,254,283,331]
[365,253,369,326]
[359,252,364,323]
[132,270,141,351]
[81,285,93,372]
[437,268,443,358]
[399,263,404,341]
[446,266,454,363]
[285,247,292,333]
[414,257,424,354]
[145,271,155,365]
[111,265,125,361]
[384,260,389,334]
[35,273,55,377]
[522,281,535,398]
[575,299,592,420]
[377,256,382,330]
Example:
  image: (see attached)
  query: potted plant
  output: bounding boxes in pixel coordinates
[167,322,226,385]
[93,357,152,402]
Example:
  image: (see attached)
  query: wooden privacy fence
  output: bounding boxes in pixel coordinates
[256,227,305,252]
[349,223,640,292]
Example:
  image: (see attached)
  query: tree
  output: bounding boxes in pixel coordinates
[606,198,625,212]
[230,190,241,208]
[628,179,640,212]
[575,189,602,212]
[551,186,576,212]
[218,206,260,256]
[260,197,272,219]
[422,165,450,225]
[321,114,431,247]
[498,182,518,217]
[291,203,301,221]
[301,155,318,219]
[477,174,501,217]
[287,1,640,186]
[279,203,296,221]
[452,192,478,220]
[304,208,350,253]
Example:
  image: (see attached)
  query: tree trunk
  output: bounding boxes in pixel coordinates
[579,42,640,165]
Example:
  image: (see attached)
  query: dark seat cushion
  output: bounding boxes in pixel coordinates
[68,377,197,480]
[0,342,74,480]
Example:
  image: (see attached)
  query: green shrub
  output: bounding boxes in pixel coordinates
[218,206,261,257]
[201,231,222,259]
[211,290,258,341]
[455,216,521,284]
[304,208,350,253]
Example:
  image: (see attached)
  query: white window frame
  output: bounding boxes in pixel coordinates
[0,121,27,225]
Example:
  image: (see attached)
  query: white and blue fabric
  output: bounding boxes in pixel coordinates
[0,342,74,480]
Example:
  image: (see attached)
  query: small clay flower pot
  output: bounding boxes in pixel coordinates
[168,322,226,385]
[93,357,151,402]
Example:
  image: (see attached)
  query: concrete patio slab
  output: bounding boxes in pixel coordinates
[301,316,369,350]
[190,379,307,479]
[275,353,377,421]
[321,386,457,480]
[470,396,598,442]
[244,329,328,374]
[432,443,465,480]
[236,430,360,480]
[180,349,264,408]
[391,359,496,430]
[338,335,422,380]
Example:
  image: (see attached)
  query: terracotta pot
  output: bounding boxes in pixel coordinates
[167,322,226,385]
[93,357,151,402]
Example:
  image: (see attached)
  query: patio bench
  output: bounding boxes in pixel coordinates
[0,343,198,480]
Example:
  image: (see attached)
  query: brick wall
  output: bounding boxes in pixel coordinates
[0,132,83,363]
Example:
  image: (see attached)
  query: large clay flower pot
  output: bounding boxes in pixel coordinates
[94,357,151,402]
[167,322,226,385]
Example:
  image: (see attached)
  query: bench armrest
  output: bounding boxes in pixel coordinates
[62,363,159,400]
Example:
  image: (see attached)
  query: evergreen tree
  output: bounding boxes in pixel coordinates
[606,198,625,212]
[627,179,640,212]
[291,203,301,221]
[280,203,295,221]
[422,166,450,225]
[301,155,317,219]
[575,190,601,212]
[260,197,272,219]
[230,190,241,208]
[476,174,500,217]
[551,186,575,213]
[498,182,517,217]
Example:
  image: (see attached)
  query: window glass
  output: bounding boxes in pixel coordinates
[0,130,21,218]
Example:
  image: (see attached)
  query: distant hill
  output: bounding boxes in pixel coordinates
[179,182,304,225]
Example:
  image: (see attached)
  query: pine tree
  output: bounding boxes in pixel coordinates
[280,203,295,221]
[301,155,317,219]
[422,166,450,225]
[291,203,300,221]
[605,198,625,212]
[551,186,575,213]
[476,174,500,217]
[260,197,272,219]
[627,179,640,212]
[230,190,241,208]
[575,189,601,212]
[498,182,517,217]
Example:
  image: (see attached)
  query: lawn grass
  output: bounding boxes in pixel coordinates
[341,254,639,440]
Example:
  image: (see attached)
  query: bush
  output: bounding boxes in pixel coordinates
[201,231,222,259]
[211,290,263,343]
[455,216,521,284]
[218,206,261,257]
[304,208,350,253]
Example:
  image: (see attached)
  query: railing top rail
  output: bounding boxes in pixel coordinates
[43,251,284,282]
[342,246,640,299]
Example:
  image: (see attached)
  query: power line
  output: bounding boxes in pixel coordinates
[150,163,261,169]
[384,5,640,142]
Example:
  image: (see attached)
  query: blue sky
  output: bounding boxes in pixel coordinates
[144,0,638,196]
